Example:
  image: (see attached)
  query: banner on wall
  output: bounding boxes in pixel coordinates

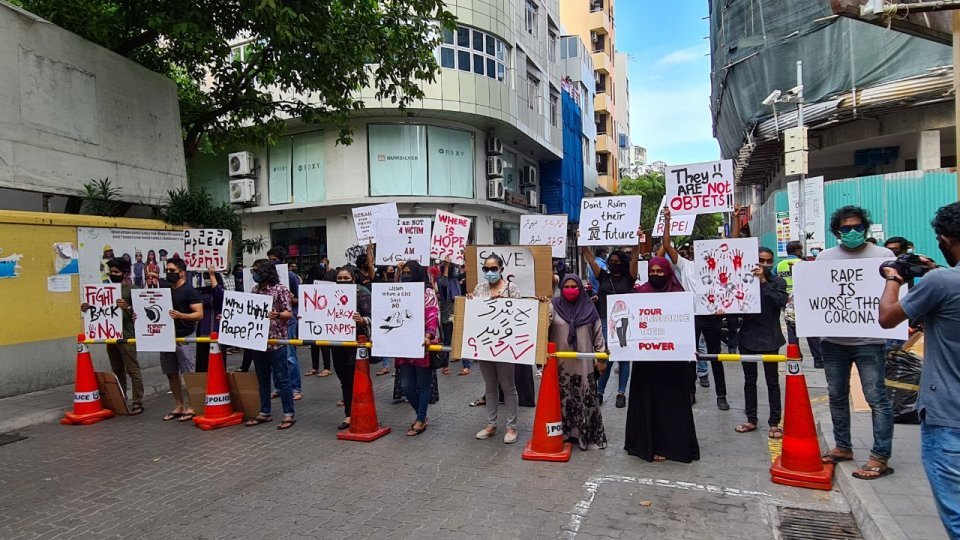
[78,227,183,287]
[519,215,568,258]
[606,292,696,361]
[665,159,734,216]
[371,282,425,358]
[430,210,471,265]
[577,196,642,246]
[375,218,431,266]
[776,211,792,256]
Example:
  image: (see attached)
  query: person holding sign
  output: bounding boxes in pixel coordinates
[330,267,371,431]
[623,257,699,463]
[550,275,608,450]
[394,261,440,437]
[243,260,296,430]
[159,258,203,422]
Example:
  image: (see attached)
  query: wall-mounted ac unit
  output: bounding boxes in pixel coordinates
[526,190,539,207]
[520,166,538,187]
[539,204,548,215]
[590,30,599,43]
[229,178,256,204]
[486,136,503,155]
[486,156,504,178]
[228,151,255,177]
[487,178,505,201]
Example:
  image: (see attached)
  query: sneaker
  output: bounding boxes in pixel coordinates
[717,396,730,411]
[535,368,543,378]
[503,429,518,444]
[699,375,710,388]
[615,393,626,408]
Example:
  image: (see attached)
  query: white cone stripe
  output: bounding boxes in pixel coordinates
[205,393,231,406]
[74,390,100,403]
[546,421,564,437]
[210,342,220,354]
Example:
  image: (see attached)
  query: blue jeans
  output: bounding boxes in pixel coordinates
[821,341,894,460]
[921,421,960,538]
[398,364,431,422]
[254,347,294,417]
[598,362,630,395]
[697,334,709,376]
[286,319,302,393]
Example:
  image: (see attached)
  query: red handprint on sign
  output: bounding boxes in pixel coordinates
[706,256,717,271]
[731,249,744,271]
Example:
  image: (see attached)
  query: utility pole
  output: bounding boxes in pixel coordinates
[796,61,807,256]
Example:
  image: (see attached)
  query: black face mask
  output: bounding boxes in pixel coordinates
[648,275,668,290]
[608,263,623,274]
[166,271,181,283]
[109,275,124,284]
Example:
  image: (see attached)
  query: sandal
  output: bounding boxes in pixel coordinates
[337,421,351,430]
[653,455,667,462]
[293,392,302,401]
[852,463,894,480]
[406,423,428,436]
[336,400,344,408]
[318,369,332,377]
[442,368,451,375]
[271,391,279,399]
[304,369,319,376]
[163,411,184,421]
[735,423,757,433]
[469,398,486,407]
[376,368,390,376]
[821,450,854,464]
[768,426,783,439]
[178,412,196,422]
[129,405,144,416]
[277,417,296,430]
[245,415,272,427]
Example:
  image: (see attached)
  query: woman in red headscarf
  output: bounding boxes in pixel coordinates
[623,256,700,463]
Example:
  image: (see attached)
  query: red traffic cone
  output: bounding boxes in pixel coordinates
[194,333,243,430]
[61,334,114,425]
[338,336,391,442]
[522,342,572,462]
[770,343,834,490]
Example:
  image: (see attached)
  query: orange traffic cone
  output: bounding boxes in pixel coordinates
[61,334,115,425]
[770,343,834,490]
[194,333,243,430]
[338,335,391,442]
[522,342,572,462]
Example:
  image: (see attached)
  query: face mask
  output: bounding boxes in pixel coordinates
[648,275,668,290]
[839,230,866,250]
[608,263,623,274]
[561,288,580,302]
[483,270,501,284]
[810,249,821,257]
[166,271,181,283]
[109,275,124,284]
[251,272,264,284]
[400,275,412,283]
[386,273,395,281]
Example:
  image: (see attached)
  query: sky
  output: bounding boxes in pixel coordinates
[616,2,720,166]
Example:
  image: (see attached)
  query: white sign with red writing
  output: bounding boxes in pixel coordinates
[298,284,357,341]
[461,297,540,365]
[430,210,471,265]
[606,292,696,361]
[520,214,568,258]
[183,229,232,271]
[653,196,696,237]
[371,282,425,359]
[352,202,399,243]
[81,283,123,340]
[132,288,175,352]
[665,159,734,216]
[375,218,431,266]
[692,238,761,315]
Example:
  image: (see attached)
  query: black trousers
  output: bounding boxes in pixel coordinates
[240,349,253,372]
[332,347,354,417]
[694,315,727,397]
[739,345,782,426]
[310,344,332,371]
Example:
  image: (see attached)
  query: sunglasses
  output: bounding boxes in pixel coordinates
[838,224,866,234]
[481,266,500,272]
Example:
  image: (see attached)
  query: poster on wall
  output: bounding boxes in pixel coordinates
[53,242,79,275]
[371,282,425,358]
[457,297,541,365]
[787,177,826,250]
[794,258,907,339]
[464,245,553,299]
[132,289,176,352]
[0,248,24,279]
[606,292,696,361]
[665,159,734,216]
[776,211,792,256]
[652,196,696,238]
[183,229,232,272]
[299,283,357,341]
[78,227,183,287]
[375,218,431,266]
[219,291,272,351]
[81,283,123,340]
[352,202,399,243]
[520,215,568,258]
[692,238,761,315]
[577,196,643,246]
[430,210,471,265]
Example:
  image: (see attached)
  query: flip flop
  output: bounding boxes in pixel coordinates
[821,452,854,464]
[735,423,757,433]
[852,465,894,480]
[129,405,145,416]
[458,369,470,376]
[318,370,332,377]
[469,399,486,407]
[178,412,196,422]
[293,392,303,401]
[245,416,272,427]
[406,424,427,436]
[163,411,184,421]
[277,417,296,430]
[768,426,783,439]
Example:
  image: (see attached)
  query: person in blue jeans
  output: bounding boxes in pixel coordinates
[816,206,895,479]
[880,202,960,538]
[267,247,302,401]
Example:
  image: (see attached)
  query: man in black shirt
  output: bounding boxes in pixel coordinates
[160,257,203,422]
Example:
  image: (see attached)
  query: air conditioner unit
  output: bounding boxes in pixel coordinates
[539,204,548,215]
[486,135,503,155]
[229,178,256,204]
[590,30,599,43]
[487,178,505,201]
[520,166,538,187]
[228,151,255,177]
[526,190,539,207]
[594,72,602,85]
[486,156,504,178]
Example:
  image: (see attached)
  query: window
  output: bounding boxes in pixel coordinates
[548,32,557,63]
[590,0,603,12]
[595,72,606,94]
[502,150,518,191]
[597,153,609,175]
[494,221,520,245]
[595,112,608,135]
[270,220,327,271]
[438,26,508,82]
[525,0,538,36]
[269,131,326,205]
[549,94,559,127]
[527,75,540,111]
[368,124,474,198]
[592,32,605,53]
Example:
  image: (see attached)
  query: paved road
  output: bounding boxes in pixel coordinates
[0,354,848,539]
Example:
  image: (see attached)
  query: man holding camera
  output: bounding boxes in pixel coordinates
[879,203,960,538]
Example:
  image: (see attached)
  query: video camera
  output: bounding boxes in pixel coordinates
[879,251,936,281]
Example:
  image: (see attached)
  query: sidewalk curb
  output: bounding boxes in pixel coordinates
[816,416,908,540]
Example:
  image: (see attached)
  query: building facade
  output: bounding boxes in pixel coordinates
[613,51,631,180]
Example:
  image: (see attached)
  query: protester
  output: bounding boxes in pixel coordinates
[879,203,960,537]
[394,261,440,436]
[623,255,700,463]
[267,247,302,401]
[883,237,910,258]
[817,206,895,480]
[776,240,823,368]
[330,267,371,431]
[232,263,244,292]
[193,266,225,373]
[586,247,609,293]
[80,257,144,415]
[436,258,466,376]
[551,274,607,450]
[734,248,787,439]
[307,268,337,378]
[160,257,202,422]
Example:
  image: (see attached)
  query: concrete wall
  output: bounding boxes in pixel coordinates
[0,3,187,206]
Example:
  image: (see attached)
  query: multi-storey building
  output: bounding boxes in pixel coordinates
[614,51,631,179]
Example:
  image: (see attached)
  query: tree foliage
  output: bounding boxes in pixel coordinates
[14,0,456,158]
[618,171,726,243]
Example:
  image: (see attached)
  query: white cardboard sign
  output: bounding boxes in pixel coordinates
[430,210,471,265]
[578,196,643,246]
[353,202,399,243]
[371,282,425,358]
[794,258,908,339]
[474,246,536,297]
[219,291,272,351]
[375,218,431,266]
[692,238,761,315]
[299,284,357,341]
[665,159,734,216]
[461,297,540,365]
[653,196,696,237]
[183,229,232,271]
[132,288,176,352]
[520,214,568,258]
[81,283,123,340]
[607,292,696,361]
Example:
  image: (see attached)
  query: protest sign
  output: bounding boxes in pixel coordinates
[352,202,399,243]
[219,291,272,351]
[665,159,734,216]
[183,229,232,271]
[375,218,431,266]
[132,289,175,352]
[794,258,908,339]
[578,197,642,246]
[465,245,553,298]
[692,238,761,315]
[371,282,425,358]
[430,210,471,265]
[520,214,568,258]
[78,227,183,287]
[454,297,541,365]
[243,264,290,293]
[606,292,696,361]
[299,284,357,341]
[81,283,123,340]
[652,196,696,237]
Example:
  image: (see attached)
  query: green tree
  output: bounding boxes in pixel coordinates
[14,0,456,158]
[619,171,726,243]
